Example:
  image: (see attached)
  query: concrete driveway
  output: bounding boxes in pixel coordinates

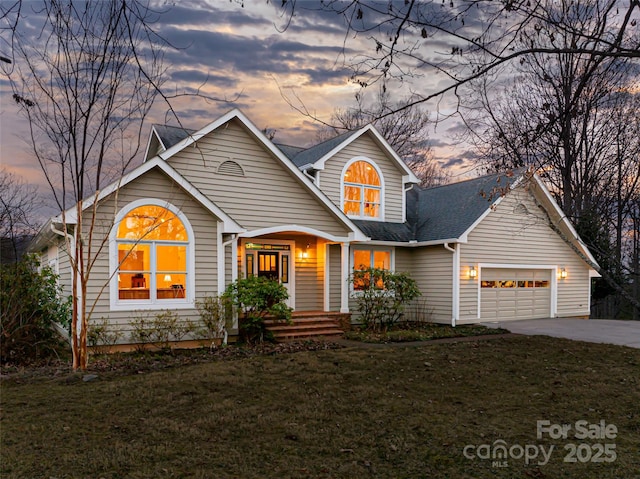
[481,318,640,349]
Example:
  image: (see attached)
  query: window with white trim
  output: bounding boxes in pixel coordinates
[351,247,392,290]
[343,160,381,218]
[114,204,190,305]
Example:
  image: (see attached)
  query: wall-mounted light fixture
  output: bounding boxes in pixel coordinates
[469,266,477,279]
[560,268,567,279]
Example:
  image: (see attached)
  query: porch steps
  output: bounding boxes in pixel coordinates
[264,313,345,341]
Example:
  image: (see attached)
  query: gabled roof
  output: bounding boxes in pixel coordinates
[355,170,599,268]
[52,156,245,234]
[412,173,517,243]
[148,109,368,241]
[276,124,419,183]
[353,172,515,244]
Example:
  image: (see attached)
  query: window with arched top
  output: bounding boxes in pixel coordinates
[343,160,382,218]
[112,202,193,308]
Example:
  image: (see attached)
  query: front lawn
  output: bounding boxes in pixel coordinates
[344,322,508,343]
[2,336,639,478]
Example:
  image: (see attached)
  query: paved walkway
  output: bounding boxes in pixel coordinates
[481,318,640,349]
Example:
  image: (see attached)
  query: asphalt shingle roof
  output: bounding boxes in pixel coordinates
[153,125,195,151]
[354,173,519,242]
[287,130,359,168]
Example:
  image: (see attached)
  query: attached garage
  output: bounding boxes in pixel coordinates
[479,268,553,321]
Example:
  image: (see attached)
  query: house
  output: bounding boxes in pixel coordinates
[31,109,600,347]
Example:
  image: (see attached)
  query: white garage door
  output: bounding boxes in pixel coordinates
[480,268,552,321]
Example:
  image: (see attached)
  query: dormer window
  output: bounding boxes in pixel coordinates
[343,160,382,219]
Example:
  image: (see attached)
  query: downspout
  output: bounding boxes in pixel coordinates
[50,222,77,344]
[403,183,414,223]
[444,242,459,327]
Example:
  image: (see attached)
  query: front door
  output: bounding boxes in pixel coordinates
[243,239,294,308]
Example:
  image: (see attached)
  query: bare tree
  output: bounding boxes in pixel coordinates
[280,0,640,119]
[317,89,450,187]
[0,168,42,263]
[5,1,172,370]
[461,0,640,316]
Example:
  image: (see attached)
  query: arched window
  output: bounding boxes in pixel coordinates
[343,160,382,218]
[112,202,192,307]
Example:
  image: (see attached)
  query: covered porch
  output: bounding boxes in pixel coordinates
[218,225,359,334]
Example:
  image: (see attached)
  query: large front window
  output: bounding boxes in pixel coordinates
[343,160,381,218]
[116,205,189,303]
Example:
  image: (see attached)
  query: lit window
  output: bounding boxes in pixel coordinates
[115,205,189,304]
[343,160,381,218]
[352,248,391,290]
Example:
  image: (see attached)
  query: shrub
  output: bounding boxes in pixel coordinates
[223,276,292,344]
[87,317,123,355]
[129,310,196,352]
[350,267,421,332]
[0,254,71,363]
[196,295,228,345]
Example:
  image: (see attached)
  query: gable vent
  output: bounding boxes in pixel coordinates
[217,160,245,177]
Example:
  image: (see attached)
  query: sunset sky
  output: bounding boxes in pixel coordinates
[0,1,478,217]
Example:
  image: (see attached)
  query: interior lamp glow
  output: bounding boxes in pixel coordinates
[164,274,172,283]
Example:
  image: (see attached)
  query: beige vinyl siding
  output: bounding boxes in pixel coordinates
[328,244,342,311]
[319,134,405,223]
[83,168,219,342]
[56,239,73,299]
[458,187,592,323]
[166,119,351,238]
[292,235,323,311]
[409,245,454,323]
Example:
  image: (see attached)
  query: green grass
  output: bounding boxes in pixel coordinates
[2,336,639,478]
[344,322,509,343]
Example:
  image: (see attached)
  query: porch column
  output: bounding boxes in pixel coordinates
[340,242,350,313]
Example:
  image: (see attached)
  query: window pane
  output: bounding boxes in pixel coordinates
[156,245,187,272]
[118,244,150,272]
[481,280,496,288]
[117,205,188,241]
[281,255,289,283]
[344,185,361,201]
[353,250,371,270]
[373,251,390,270]
[157,273,186,299]
[345,161,380,186]
[344,201,361,216]
[118,273,150,299]
[246,254,254,277]
[534,280,550,288]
